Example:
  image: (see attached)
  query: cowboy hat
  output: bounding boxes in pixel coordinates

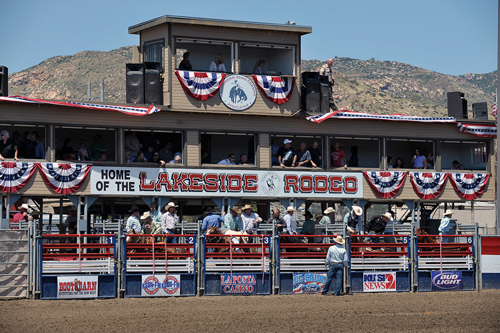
[333,235,345,244]
[164,202,178,210]
[230,206,241,214]
[382,212,393,221]
[443,210,453,216]
[17,203,29,210]
[128,205,140,213]
[286,206,296,213]
[315,213,323,219]
[352,205,363,216]
[323,207,335,215]
[141,211,151,220]
[149,201,158,207]
[204,207,214,214]
[242,204,253,211]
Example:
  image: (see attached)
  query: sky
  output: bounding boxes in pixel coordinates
[1,0,498,76]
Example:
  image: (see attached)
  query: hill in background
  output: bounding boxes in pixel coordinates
[7,46,497,118]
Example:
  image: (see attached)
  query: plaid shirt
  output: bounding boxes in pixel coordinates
[223,214,242,231]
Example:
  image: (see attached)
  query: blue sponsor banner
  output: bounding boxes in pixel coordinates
[293,273,327,294]
[221,274,256,295]
[431,271,462,291]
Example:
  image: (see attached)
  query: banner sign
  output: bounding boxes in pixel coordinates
[252,75,294,105]
[175,71,225,101]
[293,273,327,294]
[363,272,396,292]
[219,75,257,111]
[0,162,36,193]
[90,167,363,198]
[363,171,407,198]
[431,271,462,291]
[409,172,448,200]
[141,274,181,297]
[448,173,490,200]
[221,273,256,294]
[306,110,456,124]
[57,276,98,299]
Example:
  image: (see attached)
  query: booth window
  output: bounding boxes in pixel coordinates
[387,139,434,169]
[201,132,255,165]
[271,135,323,168]
[0,123,47,160]
[441,140,487,170]
[55,127,116,162]
[125,129,183,164]
[331,137,380,168]
[239,43,295,75]
[175,38,233,72]
[143,39,164,69]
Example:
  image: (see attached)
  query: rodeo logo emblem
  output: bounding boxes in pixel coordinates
[260,171,281,196]
[220,75,257,111]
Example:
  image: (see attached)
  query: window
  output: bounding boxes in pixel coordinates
[473,146,487,164]
[387,139,434,169]
[441,141,487,170]
[332,137,380,168]
[271,135,323,168]
[56,127,116,162]
[201,132,255,165]
[0,123,47,160]
[126,129,183,164]
[143,40,164,69]
[175,38,233,72]
[239,43,295,75]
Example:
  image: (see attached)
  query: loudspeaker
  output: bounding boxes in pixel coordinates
[144,61,162,105]
[301,72,321,112]
[320,75,330,112]
[126,63,144,104]
[472,102,488,120]
[0,66,8,97]
[447,91,468,119]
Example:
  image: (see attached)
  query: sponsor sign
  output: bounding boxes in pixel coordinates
[221,274,256,295]
[90,167,363,198]
[57,276,98,299]
[293,273,327,294]
[363,272,396,292]
[219,75,257,111]
[431,271,462,291]
[141,274,181,297]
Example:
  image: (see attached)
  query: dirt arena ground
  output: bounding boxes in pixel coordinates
[1,290,499,332]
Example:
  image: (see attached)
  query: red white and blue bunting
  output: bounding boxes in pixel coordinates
[363,171,407,198]
[0,96,160,116]
[175,71,226,101]
[306,110,456,124]
[448,173,490,200]
[409,172,449,200]
[457,123,497,138]
[252,75,294,104]
[36,163,91,194]
[0,162,36,193]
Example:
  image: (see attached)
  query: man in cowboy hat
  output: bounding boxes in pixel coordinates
[344,205,363,234]
[141,211,158,234]
[241,204,262,234]
[161,202,179,243]
[438,210,455,243]
[268,208,286,234]
[222,206,242,232]
[201,207,225,233]
[301,211,315,235]
[148,201,162,227]
[283,206,298,235]
[319,207,335,225]
[12,203,29,229]
[126,205,143,233]
[322,235,347,296]
[366,212,392,243]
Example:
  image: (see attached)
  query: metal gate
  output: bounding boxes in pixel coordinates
[0,230,30,298]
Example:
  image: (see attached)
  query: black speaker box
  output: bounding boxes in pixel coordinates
[144,62,162,105]
[126,63,145,104]
[302,72,329,112]
[0,66,8,97]
[320,77,330,112]
[472,102,488,120]
[447,91,468,119]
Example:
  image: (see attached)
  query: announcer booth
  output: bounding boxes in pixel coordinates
[123,234,197,297]
[480,236,500,289]
[416,233,475,291]
[40,234,117,299]
[348,234,411,293]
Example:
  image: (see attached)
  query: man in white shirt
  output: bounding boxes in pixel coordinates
[322,236,348,296]
[126,206,143,233]
[217,153,236,165]
[283,206,298,235]
[240,204,262,234]
[161,202,179,243]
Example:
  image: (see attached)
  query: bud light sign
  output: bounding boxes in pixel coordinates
[363,272,396,292]
[431,271,462,291]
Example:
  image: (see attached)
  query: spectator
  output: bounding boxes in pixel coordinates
[458,164,465,170]
[142,131,160,161]
[159,142,174,167]
[125,131,141,160]
[321,236,347,296]
[268,208,286,234]
[95,152,107,162]
[283,206,298,235]
[78,148,91,161]
[387,156,393,169]
[169,154,182,164]
[12,131,22,150]
[349,145,359,167]
[366,212,392,243]
[148,202,162,227]
[344,205,363,234]
[140,211,155,234]
[319,58,338,112]
[451,160,460,170]
[308,141,322,168]
[218,153,236,165]
[134,151,148,162]
[179,52,193,70]
[77,139,90,160]
[411,148,427,169]
[68,148,78,161]
[210,54,226,72]
[12,203,29,229]
[90,134,106,160]
[66,207,79,234]
[236,154,252,165]
[0,130,20,161]
[124,151,132,163]
[331,141,347,169]
[253,59,266,74]
[295,142,311,167]
[271,139,280,166]
[278,139,296,168]
[19,132,36,159]
[151,151,160,163]
[301,211,315,235]
[33,131,45,159]
[60,138,74,160]
[319,207,335,225]
[394,157,404,169]
[201,207,225,233]
[223,206,243,232]
[241,204,262,234]
[161,202,179,243]
[438,210,455,243]
[125,206,143,233]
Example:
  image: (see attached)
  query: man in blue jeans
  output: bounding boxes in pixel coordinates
[322,235,348,296]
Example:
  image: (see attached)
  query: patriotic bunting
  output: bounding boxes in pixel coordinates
[252,75,294,104]
[363,171,407,198]
[448,173,490,200]
[409,172,449,200]
[0,162,36,193]
[0,96,160,116]
[175,71,225,101]
[306,110,456,124]
[36,163,91,194]
[457,122,497,138]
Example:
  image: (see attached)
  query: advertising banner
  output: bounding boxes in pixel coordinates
[141,274,181,297]
[293,273,327,294]
[57,276,98,299]
[431,271,462,291]
[220,274,256,295]
[90,167,363,199]
[363,272,396,292]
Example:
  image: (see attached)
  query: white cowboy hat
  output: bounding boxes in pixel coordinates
[333,235,345,244]
[323,207,335,215]
[443,210,453,216]
[17,203,29,210]
[382,212,393,221]
[141,211,151,220]
[164,202,178,210]
[242,204,253,211]
[286,206,296,213]
[352,205,363,216]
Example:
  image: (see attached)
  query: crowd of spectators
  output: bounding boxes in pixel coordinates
[0,130,45,161]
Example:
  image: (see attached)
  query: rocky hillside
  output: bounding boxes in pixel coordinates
[7,47,497,117]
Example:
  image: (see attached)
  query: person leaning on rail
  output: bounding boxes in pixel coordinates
[241,204,262,234]
[344,205,363,234]
[365,212,392,244]
[319,207,335,225]
[438,210,455,243]
[161,202,179,243]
